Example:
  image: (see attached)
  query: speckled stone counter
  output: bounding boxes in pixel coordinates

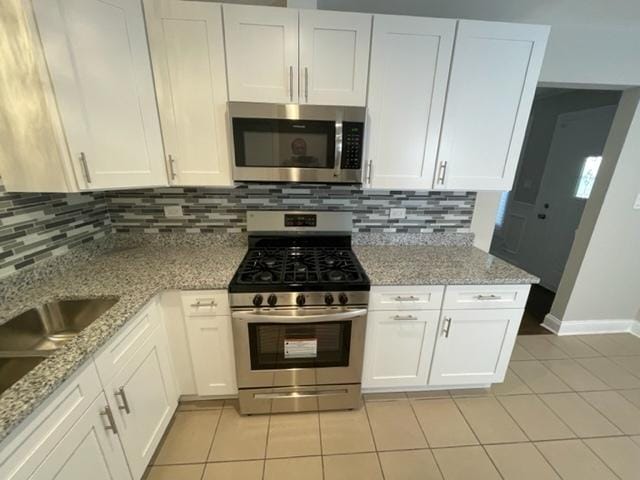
[0,233,536,443]
[0,235,247,443]
[353,245,539,285]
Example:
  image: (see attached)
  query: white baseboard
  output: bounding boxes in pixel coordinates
[544,314,640,336]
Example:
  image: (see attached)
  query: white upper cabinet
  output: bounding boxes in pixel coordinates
[32,0,167,190]
[366,15,456,189]
[224,5,299,104]
[224,6,371,106]
[299,10,372,106]
[145,0,232,186]
[436,20,549,191]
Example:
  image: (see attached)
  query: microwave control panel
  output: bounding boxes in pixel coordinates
[340,122,364,169]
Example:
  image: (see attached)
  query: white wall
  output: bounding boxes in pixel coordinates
[470,192,501,251]
[551,88,640,324]
[318,0,640,87]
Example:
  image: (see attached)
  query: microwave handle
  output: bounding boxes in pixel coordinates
[232,309,366,324]
[333,120,343,178]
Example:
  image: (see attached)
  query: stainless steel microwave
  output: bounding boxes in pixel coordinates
[229,102,365,183]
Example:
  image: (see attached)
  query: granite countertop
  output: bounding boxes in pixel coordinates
[0,234,537,443]
[354,245,539,285]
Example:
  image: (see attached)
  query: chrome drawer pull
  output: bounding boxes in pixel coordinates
[442,317,452,338]
[474,294,502,300]
[191,300,217,308]
[101,405,118,434]
[394,315,417,320]
[115,386,131,414]
[395,295,418,302]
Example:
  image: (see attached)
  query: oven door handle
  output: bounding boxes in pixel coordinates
[232,309,367,323]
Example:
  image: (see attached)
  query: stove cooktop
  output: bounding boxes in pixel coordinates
[229,244,370,293]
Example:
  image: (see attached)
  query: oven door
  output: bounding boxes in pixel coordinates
[232,307,366,388]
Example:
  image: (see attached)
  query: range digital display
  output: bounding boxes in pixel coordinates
[284,214,317,227]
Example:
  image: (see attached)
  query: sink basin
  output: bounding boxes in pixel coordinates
[0,356,46,395]
[0,298,119,354]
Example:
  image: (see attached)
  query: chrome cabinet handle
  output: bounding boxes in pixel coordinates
[79,152,91,184]
[474,294,502,300]
[101,405,118,434]
[115,386,131,414]
[190,300,217,308]
[395,295,418,302]
[289,65,293,102]
[367,159,373,185]
[394,314,417,320]
[304,67,309,103]
[442,317,452,338]
[168,154,177,181]
[437,161,447,185]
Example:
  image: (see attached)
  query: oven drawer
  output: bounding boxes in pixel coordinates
[442,285,530,310]
[238,384,362,414]
[181,291,230,317]
[369,285,444,311]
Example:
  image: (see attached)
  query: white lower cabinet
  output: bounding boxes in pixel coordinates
[363,310,440,388]
[429,308,522,386]
[181,291,237,396]
[363,285,527,391]
[102,319,177,480]
[29,393,131,480]
[184,315,237,396]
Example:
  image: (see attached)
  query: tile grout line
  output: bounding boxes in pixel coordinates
[199,403,225,480]
[580,437,625,480]
[316,409,324,480]
[361,399,386,480]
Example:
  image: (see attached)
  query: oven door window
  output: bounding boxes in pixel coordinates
[248,321,351,370]
[233,118,336,169]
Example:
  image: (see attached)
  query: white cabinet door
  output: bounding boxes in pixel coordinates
[299,10,371,106]
[366,15,455,189]
[224,5,299,103]
[29,394,131,480]
[184,315,237,396]
[144,0,232,187]
[363,310,440,388]
[436,20,548,191]
[32,0,167,189]
[429,309,523,386]
[106,324,177,480]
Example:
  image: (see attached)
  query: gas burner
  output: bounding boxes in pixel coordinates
[291,262,307,272]
[263,257,278,267]
[253,271,274,282]
[324,256,338,266]
[326,270,345,281]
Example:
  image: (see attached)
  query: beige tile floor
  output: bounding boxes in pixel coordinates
[145,333,640,479]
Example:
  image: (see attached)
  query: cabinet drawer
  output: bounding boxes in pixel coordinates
[181,291,229,317]
[0,363,103,479]
[442,285,530,310]
[93,300,160,386]
[369,285,444,311]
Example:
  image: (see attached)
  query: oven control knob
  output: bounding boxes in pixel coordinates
[267,294,278,307]
[252,294,263,307]
[324,293,334,305]
[339,293,348,305]
[296,294,306,306]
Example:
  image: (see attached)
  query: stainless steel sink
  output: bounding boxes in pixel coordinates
[0,356,46,395]
[0,298,118,354]
[0,297,118,395]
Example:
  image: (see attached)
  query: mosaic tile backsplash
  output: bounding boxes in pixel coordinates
[0,182,475,278]
[107,184,475,234]
[0,181,111,278]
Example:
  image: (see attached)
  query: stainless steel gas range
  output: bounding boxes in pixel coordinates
[229,211,370,414]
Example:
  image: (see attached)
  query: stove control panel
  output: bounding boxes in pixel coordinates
[230,291,369,308]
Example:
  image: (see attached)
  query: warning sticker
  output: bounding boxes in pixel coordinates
[284,338,318,359]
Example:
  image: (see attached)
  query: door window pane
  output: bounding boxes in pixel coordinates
[575,156,602,199]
